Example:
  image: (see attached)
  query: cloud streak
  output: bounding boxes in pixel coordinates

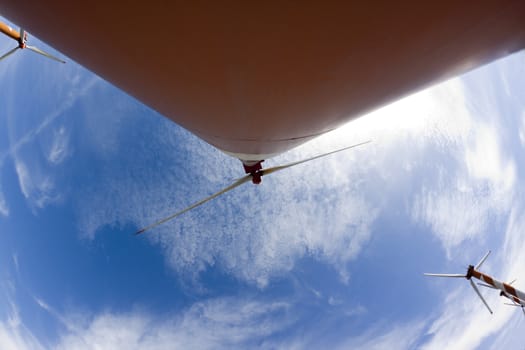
[0,63,88,217]
[46,126,71,164]
[0,187,8,217]
[411,85,517,253]
[0,278,44,350]
[52,297,294,350]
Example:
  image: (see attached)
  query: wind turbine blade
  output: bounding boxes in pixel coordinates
[475,250,491,270]
[260,140,371,177]
[470,279,493,314]
[0,47,19,61]
[135,174,252,235]
[25,45,66,63]
[477,282,497,290]
[423,273,466,278]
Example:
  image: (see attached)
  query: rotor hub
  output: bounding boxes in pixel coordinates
[466,265,474,279]
[241,160,264,185]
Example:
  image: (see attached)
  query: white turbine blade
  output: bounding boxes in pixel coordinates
[424,273,466,278]
[135,174,252,235]
[0,47,19,61]
[260,140,371,177]
[470,279,493,314]
[25,45,65,63]
[475,250,491,270]
[477,282,497,290]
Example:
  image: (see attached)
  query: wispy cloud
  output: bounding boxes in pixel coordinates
[0,278,45,350]
[16,291,403,350]
[47,126,71,164]
[411,83,517,253]
[10,122,76,210]
[420,288,506,349]
[335,320,425,350]
[1,69,98,211]
[0,316,44,350]
[0,74,98,167]
[4,273,298,349]
[11,254,18,275]
[51,298,294,350]
[0,187,8,217]
[519,109,525,147]
[14,159,61,210]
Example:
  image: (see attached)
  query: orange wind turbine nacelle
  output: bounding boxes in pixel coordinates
[0,2,524,163]
[0,21,65,63]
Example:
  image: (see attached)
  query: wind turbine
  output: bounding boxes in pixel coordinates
[0,20,65,63]
[425,251,525,315]
[135,140,371,235]
[478,279,525,316]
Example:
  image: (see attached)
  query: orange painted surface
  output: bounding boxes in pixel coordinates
[1,2,524,158]
[0,21,20,41]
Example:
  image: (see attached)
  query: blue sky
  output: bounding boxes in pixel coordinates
[1,16,525,349]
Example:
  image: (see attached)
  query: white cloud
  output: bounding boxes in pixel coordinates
[47,126,71,164]
[280,317,425,350]
[33,297,51,313]
[53,298,294,350]
[79,156,378,287]
[14,159,60,209]
[412,177,508,250]
[488,312,525,350]
[0,279,45,350]
[336,321,425,350]
[519,109,525,147]
[11,254,18,275]
[420,285,509,350]
[14,161,31,200]
[465,125,516,192]
[410,82,517,252]
[2,276,296,349]
[2,75,97,167]
[0,191,8,217]
[25,295,414,350]
[0,70,98,212]
[9,290,372,350]
[0,320,44,350]
[72,107,381,286]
